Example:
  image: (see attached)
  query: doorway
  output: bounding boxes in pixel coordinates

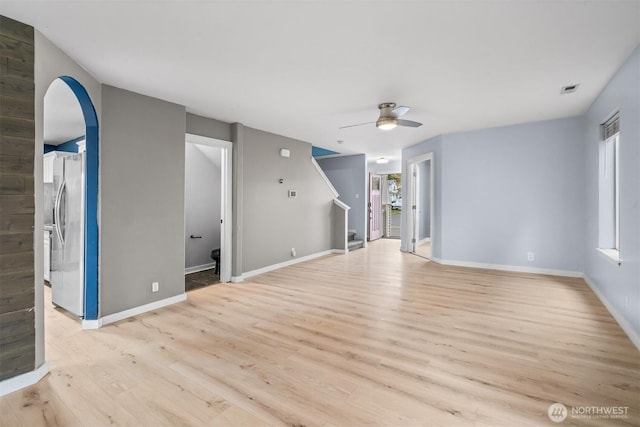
[406,153,434,259]
[184,134,232,289]
[42,76,99,322]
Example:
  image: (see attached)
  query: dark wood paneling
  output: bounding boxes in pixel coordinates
[0,116,35,139]
[0,16,35,44]
[0,195,34,214]
[0,232,34,254]
[0,251,33,274]
[0,212,33,233]
[0,14,35,381]
[0,75,35,103]
[0,173,32,194]
[0,95,34,120]
[0,287,34,314]
[0,35,34,63]
[0,134,32,156]
[0,153,34,174]
[0,55,34,81]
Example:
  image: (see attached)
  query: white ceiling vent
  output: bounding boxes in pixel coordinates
[560,84,580,94]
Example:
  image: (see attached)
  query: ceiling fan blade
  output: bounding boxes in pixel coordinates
[393,106,410,117]
[338,121,375,129]
[397,119,423,128]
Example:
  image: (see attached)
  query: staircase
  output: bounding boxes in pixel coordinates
[347,231,364,251]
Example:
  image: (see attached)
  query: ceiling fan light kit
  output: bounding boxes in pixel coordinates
[340,102,423,130]
[376,116,397,130]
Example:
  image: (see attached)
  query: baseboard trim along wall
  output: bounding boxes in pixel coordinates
[583,275,640,351]
[417,237,431,245]
[185,262,216,275]
[0,361,50,397]
[431,257,583,278]
[234,249,343,282]
[82,293,187,330]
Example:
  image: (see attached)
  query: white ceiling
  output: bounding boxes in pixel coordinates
[4,1,639,162]
[43,77,85,144]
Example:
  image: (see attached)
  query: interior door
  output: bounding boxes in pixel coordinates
[369,173,382,241]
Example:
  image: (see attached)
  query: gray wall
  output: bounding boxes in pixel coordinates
[584,46,640,339]
[241,127,335,273]
[185,144,221,269]
[402,136,443,255]
[442,117,585,272]
[33,30,102,367]
[417,160,431,240]
[317,154,367,241]
[100,85,186,316]
[186,113,231,142]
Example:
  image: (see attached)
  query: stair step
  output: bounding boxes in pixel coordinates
[347,231,356,241]
[348,239,364,251]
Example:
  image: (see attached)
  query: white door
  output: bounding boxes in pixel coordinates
[369,173,382,241]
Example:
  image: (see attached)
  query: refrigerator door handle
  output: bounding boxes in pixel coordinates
[54,179,66,246]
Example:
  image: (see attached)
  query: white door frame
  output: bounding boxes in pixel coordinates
[185,133,233,283]
[406,153,434,254]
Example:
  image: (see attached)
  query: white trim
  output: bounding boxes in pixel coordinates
[417,237,431,245]
[596,248,622,266]
[584,275,640,350]
[333,198,351,210]
[185,262,216,275]
[239,249,341,280]
[81,318,103,329]
[0,361,50,397]
[311,156,339,197]
[436,258,583,278]
[231,276,244,283]
[83,294,187,329]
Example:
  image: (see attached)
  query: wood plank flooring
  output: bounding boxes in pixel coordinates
[1,239,638,426]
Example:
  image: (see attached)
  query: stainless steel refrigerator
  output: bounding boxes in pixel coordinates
[51,152,85,317]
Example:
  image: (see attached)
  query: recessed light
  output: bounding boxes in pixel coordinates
[376,157,389,164]
[561,84,580,94]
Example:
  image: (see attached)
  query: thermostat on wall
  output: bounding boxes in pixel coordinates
[288,189,297,198]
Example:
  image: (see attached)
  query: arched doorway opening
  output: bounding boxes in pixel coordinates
[43,76,98,320]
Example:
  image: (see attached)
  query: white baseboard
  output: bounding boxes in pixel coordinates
[436,258,583,278]
[333,249,347,254]
[185,262,216,275]
[231,276,244,283]
[238,249,340,281]
[0,361,50,397]
[417,237,431,245]
[82,293,187,329]
[583,275,640,351]
[82,318,103,329]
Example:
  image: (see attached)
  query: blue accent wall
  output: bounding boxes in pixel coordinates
[59,76,99,320]
[312,146,339,157]
[54,135,84,153]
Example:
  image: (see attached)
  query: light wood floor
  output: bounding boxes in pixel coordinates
[1,239,638,426]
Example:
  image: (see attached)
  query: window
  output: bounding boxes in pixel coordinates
[598,113,621,264]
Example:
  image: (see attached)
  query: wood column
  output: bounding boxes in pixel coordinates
[0,15,36,381]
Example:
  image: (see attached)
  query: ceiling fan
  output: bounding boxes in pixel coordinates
[339,103,423,130]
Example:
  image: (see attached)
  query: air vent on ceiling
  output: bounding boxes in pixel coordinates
[561,84,580,94]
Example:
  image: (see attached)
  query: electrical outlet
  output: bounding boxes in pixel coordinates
[527,252,535,262]
[291,248,296,257]
[152,282,159,292]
